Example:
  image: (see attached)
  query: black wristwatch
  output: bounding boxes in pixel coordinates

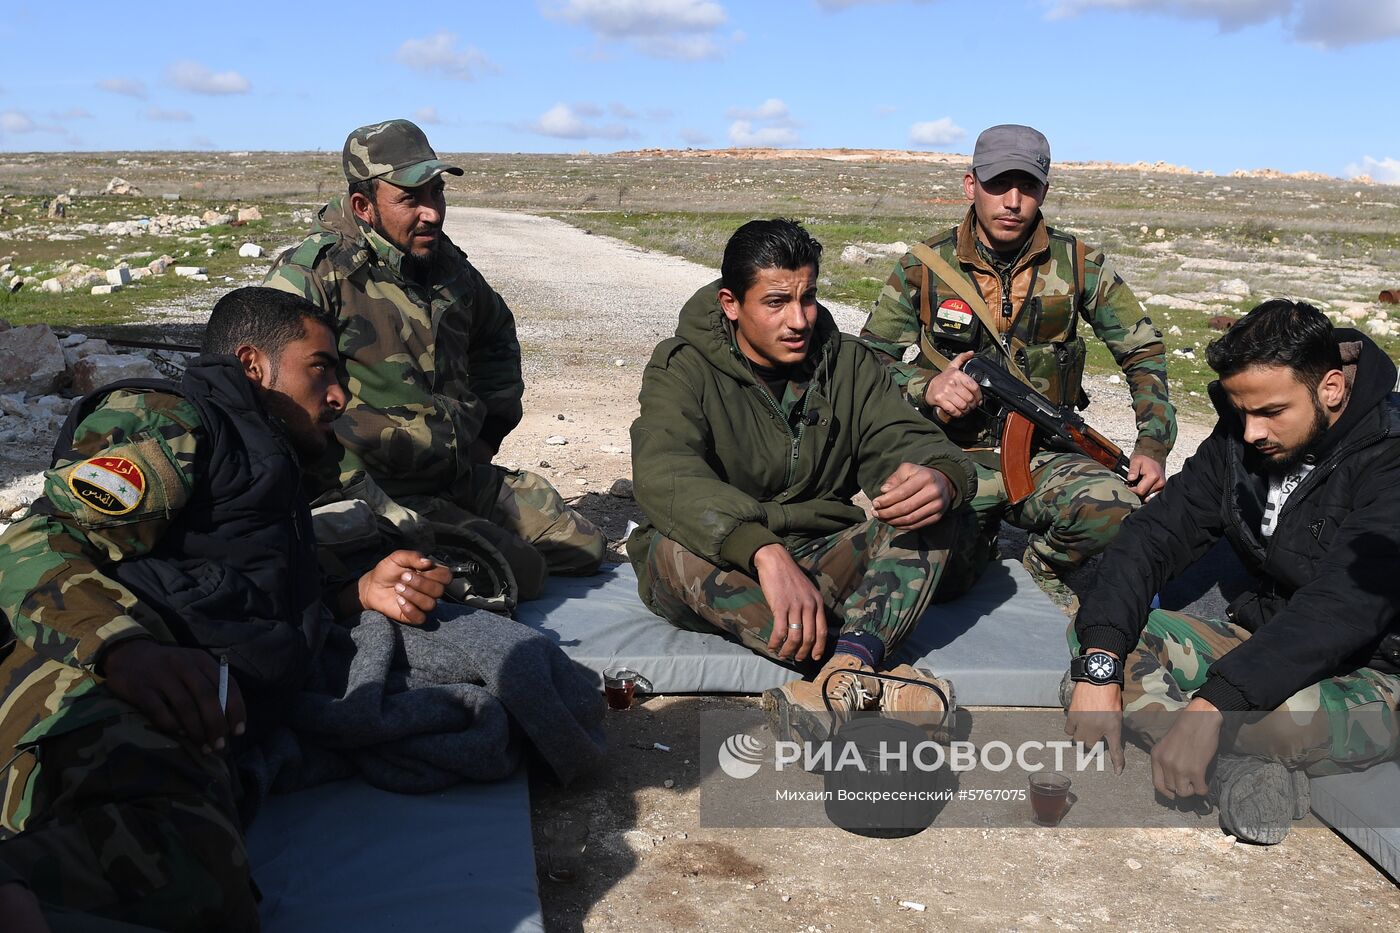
[1070,652,1123,687]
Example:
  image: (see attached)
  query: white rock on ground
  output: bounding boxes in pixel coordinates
[106,266,132,287]
[237,207,262,222]
[0,325,66,395]
[238,243,264,258]
[174,266,207,277]
[91,284,121,295]
[70,353,163,395]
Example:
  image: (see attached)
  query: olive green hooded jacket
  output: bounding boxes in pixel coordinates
[627,281,976,605]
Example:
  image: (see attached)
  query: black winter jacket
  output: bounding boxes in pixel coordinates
[1075,329,1400,711]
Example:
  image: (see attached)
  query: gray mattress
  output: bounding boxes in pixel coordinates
[516,559,1069,706]
[1310,761,1400,882]
[247,771,543,932]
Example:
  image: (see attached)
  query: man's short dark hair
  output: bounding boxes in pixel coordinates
[202,287,337,366]
[720,219,823,300]
[1205,299,1342,387]
[348,176,380,202]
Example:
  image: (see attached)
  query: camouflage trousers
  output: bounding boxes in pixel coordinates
[644,510,975,664]
[971,451,1140,577]
[0,652,257,931]
[407,465,607,600]
[1070,611,1400,775]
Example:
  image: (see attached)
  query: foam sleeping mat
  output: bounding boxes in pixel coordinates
[1310,761,1400,882]
[516,560,1069,707]
[246,770,544,932]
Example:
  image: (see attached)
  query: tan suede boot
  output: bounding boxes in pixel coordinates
[879,665,957,741]
[762,653,880,744]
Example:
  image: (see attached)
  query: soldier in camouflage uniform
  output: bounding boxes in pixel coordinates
[628,220,978,738]
[859,124,1176,595]
[264,119,605,599]
[1067,301,1400,844]
[0,288,452,929]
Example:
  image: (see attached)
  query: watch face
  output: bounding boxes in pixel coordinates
[1086,654,1116,681]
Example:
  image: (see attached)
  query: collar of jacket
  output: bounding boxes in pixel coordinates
[954,206,1050,275]
[1207,327,1400,469]
[676,279,840,387]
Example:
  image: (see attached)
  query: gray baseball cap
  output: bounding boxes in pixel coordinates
[342,119,464,188]
[972,124,1051,186]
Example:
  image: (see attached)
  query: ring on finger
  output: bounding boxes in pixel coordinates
[788,622,802,631]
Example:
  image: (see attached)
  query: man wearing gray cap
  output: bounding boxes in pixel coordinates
[861,124,1175,599]
[266,119,606,598]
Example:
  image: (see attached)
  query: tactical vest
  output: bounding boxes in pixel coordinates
[50,356,326,732]
[914,227,1096,449]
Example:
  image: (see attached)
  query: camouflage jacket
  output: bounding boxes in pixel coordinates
[264,197,524,499]
[0,362,325,749]
[627,281,974,604]
[860,209,1176,465]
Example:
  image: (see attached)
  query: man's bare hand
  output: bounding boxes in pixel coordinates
[354,550,453,625]
[871,463,953,529]
[923,350,982,421]
[755,544,828,663]
[1126,454,1166,498]
[1064,673,1126,774]
[102,639,246,753]
[1151,696,1222,800]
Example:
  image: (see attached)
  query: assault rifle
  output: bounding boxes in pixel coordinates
[961,357,1130,505]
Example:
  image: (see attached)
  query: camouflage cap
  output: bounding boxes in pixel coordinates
[972,124,1051,186]
[342,119,464,188]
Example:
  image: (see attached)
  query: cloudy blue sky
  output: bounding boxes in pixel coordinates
[1,0,1397,181]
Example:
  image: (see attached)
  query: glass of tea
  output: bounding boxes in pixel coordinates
[603,667,646,710]
[540,817,588,882]
[1028,771,1072,826]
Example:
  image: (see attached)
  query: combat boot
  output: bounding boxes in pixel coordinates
[1022,550,1079,611]
[762,653,880,745]
[880,665,957,741]
[1209,755,1310,845]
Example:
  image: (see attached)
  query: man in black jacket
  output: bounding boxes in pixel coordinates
[1065,299,1400,844]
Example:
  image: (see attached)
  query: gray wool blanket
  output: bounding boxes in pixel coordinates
[239,605,605,819]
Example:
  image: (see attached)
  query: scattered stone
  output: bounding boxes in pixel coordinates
[46,194,71,219]
[6,277,22,293]
[59,332,88,348]
[91,284,121,295]
[663,779,674,789]
[238,242,264,259]
[190,274,209,282]
[0,325,66,395]
[130,267,150,281]
[1126,858,1143,870]
[1154,228,1165,238]
[106,266,132,287]
[148,257,172,275]
[556,413,566,420]
[1214,834,1238,852]
[1209,278,1251,298]
[545,435,568,445]
[608,478,634,499]
[613,358,625,367]
[174,266,207,277]
[538,460,551,468]
[62,338,113,369]
[574,478,588,486]
[236,206,262,222]
[40,278,63,294]
[200,210,234,226]
[781,895,792,903]
[1167,325,1183,337]
[162,192,182,201]
[1107,374,1122,385]
[70,353,162,395]
[103,177,141,196]
[897,900,926,911]
[206,248,216,257]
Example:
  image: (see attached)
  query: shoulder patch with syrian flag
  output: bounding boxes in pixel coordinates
[67,456,147,515]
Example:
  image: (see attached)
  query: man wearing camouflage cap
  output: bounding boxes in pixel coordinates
[266,119,606,597]
[860,123,1176,599]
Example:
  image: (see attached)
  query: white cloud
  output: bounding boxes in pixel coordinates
[728,120,799,147]
[167,60,251,95]
[546,0,730,60]
[1,111,36,134]
[726,98,790,121]
[414,106,444,125]
[98,77,147,98]
[146,106,194,122]
[816,0,936,8]
[528,103,633,140]
[1048,0,1400,47]
[396,32,497,81]
[679,127,711,145]
[1345,155,1400,185]
[908,117,965,147]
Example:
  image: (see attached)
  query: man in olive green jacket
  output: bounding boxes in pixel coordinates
[628,219,978,734]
